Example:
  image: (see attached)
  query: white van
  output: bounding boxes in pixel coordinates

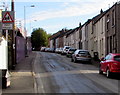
[61,46,71,55]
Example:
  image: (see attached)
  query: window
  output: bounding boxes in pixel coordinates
[113,35,115,50]
[114,56,120,62]
[101,39,104,55]
[106,14,110,31]
[105,54,112,60]
[113,35,117,53]
[101,18,103,34]
[78,51,90,56]
[112,10,115,26]
[110,36,112,53]
[107,37,109,54]
[100,40,101,56]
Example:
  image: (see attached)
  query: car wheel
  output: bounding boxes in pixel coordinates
[106,68,111,78]
[89,60,92,64]
[99,65,103,74]
[71,58,73,62]
[2,77,7,89]
[74,58,77,63]
[99,68,103,74]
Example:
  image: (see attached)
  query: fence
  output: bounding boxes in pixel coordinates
[16,36,25,63]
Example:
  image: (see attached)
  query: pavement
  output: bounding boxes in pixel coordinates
[2,51,36,94]
[91,58,100,67]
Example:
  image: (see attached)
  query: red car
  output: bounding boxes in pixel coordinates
[99,53,120,78]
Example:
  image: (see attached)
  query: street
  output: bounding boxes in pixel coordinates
[33,51,120,93]
[1,1,120,94]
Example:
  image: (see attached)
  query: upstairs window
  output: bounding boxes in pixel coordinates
[112,9,115,26]
[107,14,110,31]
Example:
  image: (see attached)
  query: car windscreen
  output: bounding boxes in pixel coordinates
[114,56,120,62]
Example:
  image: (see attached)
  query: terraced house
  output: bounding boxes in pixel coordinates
[49,2,120,59]
[92,10,106,58]
[105,2,120,54]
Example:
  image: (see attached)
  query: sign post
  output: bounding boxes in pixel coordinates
[2,11,14,69]
[1,11,14,88]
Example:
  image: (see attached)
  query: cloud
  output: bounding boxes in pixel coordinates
[26,0,118,25]
[1,0,96,3]
[14,0,117,3]
[27,3,99,23]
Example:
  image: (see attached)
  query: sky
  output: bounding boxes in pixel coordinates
[0,0,119,36]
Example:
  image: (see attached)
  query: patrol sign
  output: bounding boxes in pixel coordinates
[2,11,14,29]
[2,11,14,23]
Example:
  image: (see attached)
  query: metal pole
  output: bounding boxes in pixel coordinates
[11,0,16,69]
[6,30,8,69]
[24,6,26,36]
[11,0,14,11]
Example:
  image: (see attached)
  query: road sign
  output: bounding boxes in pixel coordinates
[2,23,13,30]
[2,11,14,23]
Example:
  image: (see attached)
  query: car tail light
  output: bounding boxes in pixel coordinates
[87,55,91,58]
[76,54,79,57]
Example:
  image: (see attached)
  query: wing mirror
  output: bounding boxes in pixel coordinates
[101,57,105,61]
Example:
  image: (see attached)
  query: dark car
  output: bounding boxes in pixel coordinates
[71,49,91,63]
[99,53,120,78]
[66,48,77,58]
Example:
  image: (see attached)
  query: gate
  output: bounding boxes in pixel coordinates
[0,37,7,69]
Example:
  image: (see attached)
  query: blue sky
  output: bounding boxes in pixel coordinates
[0,0,118,36]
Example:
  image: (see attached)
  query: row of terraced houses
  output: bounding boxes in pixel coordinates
[49,2,120,59]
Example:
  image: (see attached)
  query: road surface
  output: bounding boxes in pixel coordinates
[33,51,120,94]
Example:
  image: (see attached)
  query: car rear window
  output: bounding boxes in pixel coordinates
[114,56,120,62]
[66,47,70,49]
[78,51,90,55]
[70,49,76,51]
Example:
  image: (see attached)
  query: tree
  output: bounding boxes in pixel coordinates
[31,28,48,50]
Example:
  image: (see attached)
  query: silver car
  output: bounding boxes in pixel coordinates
[71,49,92,63]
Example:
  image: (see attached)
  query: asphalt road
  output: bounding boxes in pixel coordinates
[33,51,120,94]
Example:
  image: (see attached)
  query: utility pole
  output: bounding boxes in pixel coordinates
[11,0,16,69]
[1,0,15,88]
[11,0,14,11]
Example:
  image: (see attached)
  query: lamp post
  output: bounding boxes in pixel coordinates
[30,20,37,34]
[24,5,35,37]
[24,5,35,57]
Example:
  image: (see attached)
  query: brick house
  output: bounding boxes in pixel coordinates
[105,2,120,54]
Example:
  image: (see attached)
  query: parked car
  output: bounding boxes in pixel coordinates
[55,48,60,53]
[58,48,63,54]
[71,49,91,63]
[55,48,63,54]
[99,53,120,78]
[48,48,53,52]
[45,48,50,52]
[61,46,71,55]
[40,47,46,52]
[66,48,77,58]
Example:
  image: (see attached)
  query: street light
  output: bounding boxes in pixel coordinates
[24,5,35,57]
[24,5,35,37]
[30,20,37,34]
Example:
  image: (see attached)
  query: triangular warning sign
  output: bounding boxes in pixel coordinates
[2,12,14,23]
